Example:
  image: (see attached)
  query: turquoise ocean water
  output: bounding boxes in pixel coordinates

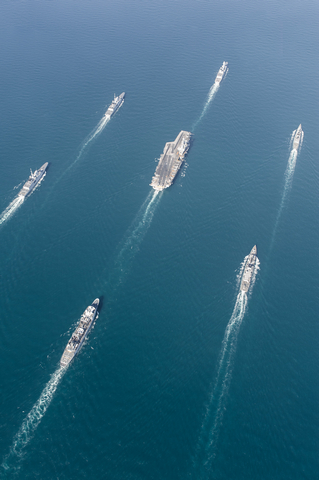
[0,1,318,478]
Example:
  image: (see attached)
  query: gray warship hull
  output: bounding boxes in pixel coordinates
[104,92,125,118]
[18,162,49,198]
[214,61,228,84]
[240,245,257,292]
[150,130,192,191]
[292,124,303,151]
[60,298,100,367]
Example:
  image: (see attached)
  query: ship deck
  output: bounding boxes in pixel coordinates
[150,131,191,191]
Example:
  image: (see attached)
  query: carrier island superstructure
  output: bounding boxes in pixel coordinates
[104,92,125,119]
[60,298,99,367]
[18,162,49,198]
[240,245,257,292]
[150,131,192,191]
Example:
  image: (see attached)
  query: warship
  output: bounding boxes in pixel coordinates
[240,245,257,293]
[60,298,99,367]
[18,162,49,198]
[214,61,228,84]
[104,92,125,118]
[292,124,304,151]
[150,130,192,191]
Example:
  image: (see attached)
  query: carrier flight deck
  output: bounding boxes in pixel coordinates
[150,131,192,191]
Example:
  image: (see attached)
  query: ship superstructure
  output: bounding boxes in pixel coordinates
[60,298,99,367]
[292,124,304,151]
[240,246,257,293]
[104,92,125,118]
[150,130,192,191]
[214,62,228,84]
[18,162,49,198]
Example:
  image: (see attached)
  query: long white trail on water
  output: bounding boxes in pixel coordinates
[196,291,247,476]
[0,196,24,227]
[195,258,259,478]
[78,115,110,159]
[108,189,162,290]
[64,115,111,177]
[192,83,220,131]
[1,366,67,476]
[269,146,299,253]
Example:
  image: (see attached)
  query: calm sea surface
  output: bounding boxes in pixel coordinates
[0,1,318,478]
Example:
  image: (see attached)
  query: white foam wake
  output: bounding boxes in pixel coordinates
[192,83,220,131]
[194,292,247,478]
[249,257,260,293]
[108,189,162,290]
[48,114,111,193]
[1,366,67,476]
[68,115,111,172]
[195,256,259,477]
[269,147,298,252]
[236,254,249,290]
[0,196,24,227]
[80,115,110,155]
[289,129,296,149]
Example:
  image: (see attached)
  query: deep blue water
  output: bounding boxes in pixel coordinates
[0,0,318,478]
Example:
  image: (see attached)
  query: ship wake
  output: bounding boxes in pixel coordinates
[68,115,111,173]
[289,129,296,149]
[194,291,248,478]
[192,83,220,131]
[1,366,67,476]
[236,254,249,290]
[194,254,259,478]
[108,190,162,290]
[269,147,298,252]
[44,113,112,197]
[0,196,24,227]
[80,115,111,155]
[248,257,260,294]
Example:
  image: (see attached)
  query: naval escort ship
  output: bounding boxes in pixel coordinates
[18,162,49,198]
[150,130,192,191]
[214,61,228,84]
[240,245,257,293]
[292,124,304,151]
[104,92,125,118]
[60,298,99,367]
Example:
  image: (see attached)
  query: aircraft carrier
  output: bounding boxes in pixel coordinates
[240,245,257,293]
[150,130,192,191]
[292,124,304,151]
[214,61,228,84]
[18,162,49,198]
[104,92,125,118]
[60,298,99,368]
